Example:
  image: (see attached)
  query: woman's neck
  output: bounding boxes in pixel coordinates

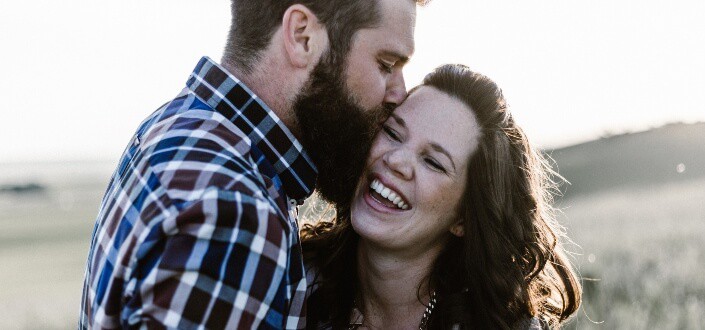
[355,240,441,329]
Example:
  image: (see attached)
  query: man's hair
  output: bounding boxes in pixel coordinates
[224,0,427,74]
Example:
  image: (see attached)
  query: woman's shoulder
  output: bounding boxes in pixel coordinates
[512,317,551,330]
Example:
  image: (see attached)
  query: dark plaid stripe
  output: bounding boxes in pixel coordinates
[187,57,316,204]
[80,57,315,329]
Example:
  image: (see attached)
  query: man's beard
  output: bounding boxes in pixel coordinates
[293,55,392,210]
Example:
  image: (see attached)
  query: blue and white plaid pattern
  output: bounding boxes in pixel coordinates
[80,57,317,329]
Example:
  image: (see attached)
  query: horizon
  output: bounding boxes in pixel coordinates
[2,120,702,165]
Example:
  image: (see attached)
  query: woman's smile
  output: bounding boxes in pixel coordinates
[369,179,409,210]
[367,174,411,211]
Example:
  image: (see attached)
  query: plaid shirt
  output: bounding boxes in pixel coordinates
[80,57,317,329]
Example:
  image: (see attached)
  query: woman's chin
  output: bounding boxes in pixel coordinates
[351,212,405,251]
[351,200,389,242]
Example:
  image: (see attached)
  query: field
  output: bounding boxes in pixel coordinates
[0,161,111,329]
[561,178,705,329]
[1,154,703,328]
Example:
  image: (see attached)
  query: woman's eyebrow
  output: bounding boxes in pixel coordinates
[390,113,406,127]
[391,112,457,172]
[429,142,457,172]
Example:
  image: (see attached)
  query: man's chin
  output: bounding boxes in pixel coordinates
[310,123,372,205]
[292,55,390,208]
[315,103,391,207]
[315,162,364,207]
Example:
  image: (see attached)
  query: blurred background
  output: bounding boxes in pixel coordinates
[1,0,703,328]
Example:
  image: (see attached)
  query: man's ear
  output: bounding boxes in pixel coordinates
[450,220,465,238]
[281,5,327,69]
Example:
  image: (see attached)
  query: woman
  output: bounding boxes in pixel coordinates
[301,64,581,329]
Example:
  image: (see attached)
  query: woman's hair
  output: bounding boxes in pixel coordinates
[301,64,581,329]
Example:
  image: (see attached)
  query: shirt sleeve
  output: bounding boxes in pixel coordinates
[131,187,289,329]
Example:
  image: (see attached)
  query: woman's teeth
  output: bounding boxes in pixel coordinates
[370,179,409,210]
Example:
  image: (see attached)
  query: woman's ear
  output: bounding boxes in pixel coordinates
[450,220,465,237]
[281,4,327,69]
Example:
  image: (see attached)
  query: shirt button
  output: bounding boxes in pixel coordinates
[288,199,298,220]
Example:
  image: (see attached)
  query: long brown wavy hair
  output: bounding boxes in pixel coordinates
[301,64,581,329]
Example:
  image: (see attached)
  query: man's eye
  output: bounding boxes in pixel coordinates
[383,125,400,141]
[425,157,446,173]
[378,61,393,74]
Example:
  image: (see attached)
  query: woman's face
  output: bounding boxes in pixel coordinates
[350,86,482,255]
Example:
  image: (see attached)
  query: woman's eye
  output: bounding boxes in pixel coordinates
[378,61,393,74]
[425,157,446,173]
[382,125,400,141]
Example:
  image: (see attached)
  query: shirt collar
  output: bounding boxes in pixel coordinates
[186,56,317,203]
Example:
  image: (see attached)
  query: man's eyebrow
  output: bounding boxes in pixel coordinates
[430,143,457,172]
[380,50,411,65]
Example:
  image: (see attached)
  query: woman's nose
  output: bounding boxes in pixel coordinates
[383,147,413,180]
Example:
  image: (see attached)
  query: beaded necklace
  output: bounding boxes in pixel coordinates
[348,291,437,330]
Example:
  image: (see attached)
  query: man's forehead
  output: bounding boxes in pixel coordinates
[366,9,416,57]
[351,24,414,57]
[371,31,415,60]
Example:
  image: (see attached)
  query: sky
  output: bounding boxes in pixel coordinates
[1,0,704,163]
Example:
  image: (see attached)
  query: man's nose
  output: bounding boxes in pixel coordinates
[383,70,407,106]
[383,147,413,180]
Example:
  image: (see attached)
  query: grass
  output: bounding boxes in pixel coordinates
[560,178,705,329]
[0,161,703,328]
[0,161,107,329]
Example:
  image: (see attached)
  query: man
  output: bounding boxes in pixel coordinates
[80,0,424,328]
